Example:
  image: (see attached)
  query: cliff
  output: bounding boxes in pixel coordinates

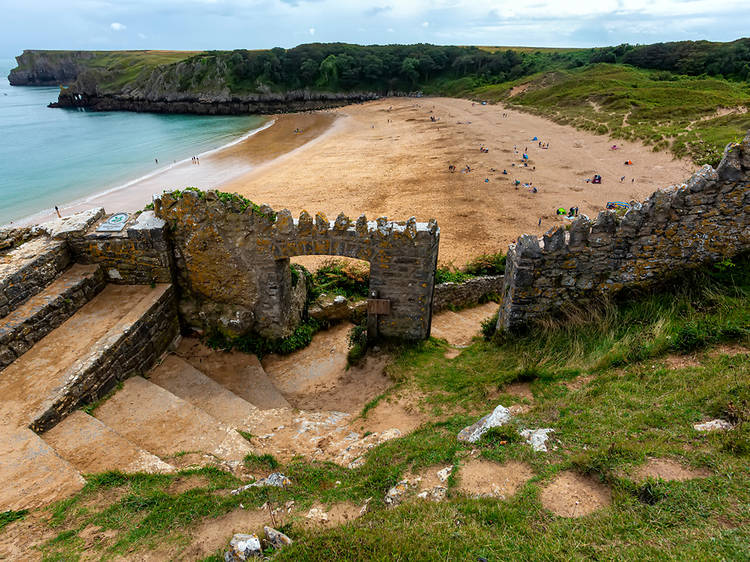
[8,50,97,86]
[10,49,379,114]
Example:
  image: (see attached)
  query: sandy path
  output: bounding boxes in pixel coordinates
[224,97,695,266]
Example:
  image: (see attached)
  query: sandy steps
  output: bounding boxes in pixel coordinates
[42,410,175,475]
[0,264,104,370]
[93,376,253,462]
[0,428,85,511]
[0,284,173,430]
[176,338,291,410]
[149,355,290,435]
[430,301,498,347]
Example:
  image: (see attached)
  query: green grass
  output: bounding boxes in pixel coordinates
[468,64,750,166]
[0,509,28,531]
[6,258,749,561]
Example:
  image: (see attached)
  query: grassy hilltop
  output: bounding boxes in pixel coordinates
[12,38,750,165]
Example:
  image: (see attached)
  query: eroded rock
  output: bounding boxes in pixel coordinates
[457,405,511,443]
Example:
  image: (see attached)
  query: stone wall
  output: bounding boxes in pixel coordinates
[30,284,179,433]
[0,238,71,318]
[433,275,504,313]
[0,266,105,370]
[70,211,173,285]
[154,190,440,341]
[497,134,750,332]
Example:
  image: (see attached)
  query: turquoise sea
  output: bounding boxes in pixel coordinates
[0,58,265,226]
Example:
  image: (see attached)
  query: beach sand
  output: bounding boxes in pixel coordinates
[30,97,695,266]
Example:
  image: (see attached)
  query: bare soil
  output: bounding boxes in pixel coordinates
[632,458,711,482]
[456,460,535,499]
[540,471,612,517]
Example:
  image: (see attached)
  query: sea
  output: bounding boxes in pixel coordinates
[0,58,265,226]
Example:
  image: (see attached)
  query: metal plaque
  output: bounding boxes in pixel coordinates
[96,212,130,232]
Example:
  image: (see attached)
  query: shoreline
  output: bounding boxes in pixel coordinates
[8,112,337,227]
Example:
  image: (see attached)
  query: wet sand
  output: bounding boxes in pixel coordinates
[24,97,695,266]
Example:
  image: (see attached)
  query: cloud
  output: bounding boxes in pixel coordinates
[387,27,395,33]
[309,27,315,35]
[421,21,429,27]
[138,32,147,39]
[365,6,391,16]
[110,22,126,31]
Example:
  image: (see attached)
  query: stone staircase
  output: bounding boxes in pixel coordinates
[0,230,498,512]
[0,233,179,511]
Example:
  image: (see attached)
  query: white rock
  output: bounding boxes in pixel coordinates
[230,472,290,495]
[520,428,554,452]
[306,507,329,523]
[693,419,734,432]
[437,466,452,482]
[385,479,412,506]
[264,526,292,549]
[457,405,512,443]
[225,533,261,561]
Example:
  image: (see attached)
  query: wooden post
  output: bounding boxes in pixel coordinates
[367,289,379,340]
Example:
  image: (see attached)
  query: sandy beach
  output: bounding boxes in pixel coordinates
[31,97,695,266]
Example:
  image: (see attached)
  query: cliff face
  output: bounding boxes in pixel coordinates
[12,49,380,114]
[8,50,95,86]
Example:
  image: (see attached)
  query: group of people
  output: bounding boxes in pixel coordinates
[191,156,200,165]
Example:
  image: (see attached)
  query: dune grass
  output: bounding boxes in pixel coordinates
[468,64,750,166]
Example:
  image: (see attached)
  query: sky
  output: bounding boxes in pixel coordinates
[2,0,749,57]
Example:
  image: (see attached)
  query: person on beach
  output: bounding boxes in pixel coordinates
[55,206,61,218]
[155,158,158,164]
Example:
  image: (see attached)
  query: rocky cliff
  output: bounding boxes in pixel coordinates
[8,50,96,86]
[11,49,379,114]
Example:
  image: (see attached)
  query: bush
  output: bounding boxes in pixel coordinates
[464,252,506,276]
[205,317,322,358]
[310,259,369,299]
[481,312,499,340]
[347,322,368,366]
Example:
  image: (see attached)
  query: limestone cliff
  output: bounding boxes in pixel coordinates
[10,49,379,114]
[8,50,96,86]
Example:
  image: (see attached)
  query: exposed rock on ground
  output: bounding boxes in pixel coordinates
[457,405,512,443]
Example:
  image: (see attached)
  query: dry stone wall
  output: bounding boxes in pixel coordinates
[70,211,173,285]
[497,133,750,332]
[433,275,504,313]
[154,190,440,340]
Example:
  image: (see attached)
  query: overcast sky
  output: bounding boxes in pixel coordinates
[2,0,748,57]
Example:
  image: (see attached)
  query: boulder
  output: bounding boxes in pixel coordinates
[457,405,512,443]
[264,526,293,549]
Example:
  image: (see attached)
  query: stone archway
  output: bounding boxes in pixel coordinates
[155,190,440,341]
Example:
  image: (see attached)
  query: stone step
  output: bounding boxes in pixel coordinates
[0,236,71,319]
[0,264,105,370]
[42,410,175,475]
[176,338,291,410]
[93,376,254,462]
[0,428,85,511]
[149,355,288,434]
[0,283,177,433]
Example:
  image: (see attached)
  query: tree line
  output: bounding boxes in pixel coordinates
[182,39,750,94]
